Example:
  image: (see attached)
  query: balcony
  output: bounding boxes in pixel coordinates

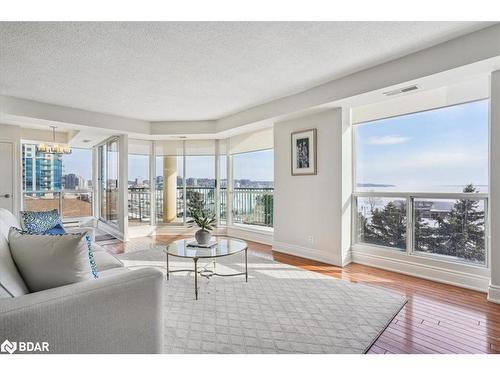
[21,187,274,229]
[23,190,93,219]
[128,186,274,228]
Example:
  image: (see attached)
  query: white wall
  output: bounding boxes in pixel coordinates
[273,109,344,266]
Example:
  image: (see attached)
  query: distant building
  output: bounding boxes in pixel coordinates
[23,144,62,193]
[416,200,454,220]
[63,173,86,190]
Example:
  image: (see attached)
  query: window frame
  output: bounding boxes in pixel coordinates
[351,100,490,269]
[230,148,275,229]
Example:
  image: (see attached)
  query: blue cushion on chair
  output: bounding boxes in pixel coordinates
[20,209,63,234]
[44,223,66,235]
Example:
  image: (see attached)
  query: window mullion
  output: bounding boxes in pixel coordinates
[407,196,413,255]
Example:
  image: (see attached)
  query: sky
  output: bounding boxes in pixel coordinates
[355,100,489,192]
[232,149,274,181]
[147,149,274,182]
[62,148,92,181]
[63,148,274,183]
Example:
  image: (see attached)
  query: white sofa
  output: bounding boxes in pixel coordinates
[0,208,164,354]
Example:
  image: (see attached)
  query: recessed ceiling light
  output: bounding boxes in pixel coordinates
[83,139,92,143]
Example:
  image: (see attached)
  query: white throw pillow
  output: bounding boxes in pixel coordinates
[0,234,29,297]
[8,228,98,293]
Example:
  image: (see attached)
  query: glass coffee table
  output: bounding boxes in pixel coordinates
[164,237,248,300]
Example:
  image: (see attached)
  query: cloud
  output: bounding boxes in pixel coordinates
[364,151,487,171]
[409,151,486,167]
[367,135,410,145]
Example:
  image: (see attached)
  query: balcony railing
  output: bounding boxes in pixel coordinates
[232,187,274,227]
[129,186,273,227]
[128,188,152,224]
[21,185,274,228]
[22,190,93,219]
[353,191,488,266]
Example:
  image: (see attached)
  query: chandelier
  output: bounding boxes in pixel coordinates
[37,126,72,155]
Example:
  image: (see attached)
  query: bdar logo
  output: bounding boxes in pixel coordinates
[1,339,17,354]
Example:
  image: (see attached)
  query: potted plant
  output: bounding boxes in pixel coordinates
[187,209,216,245]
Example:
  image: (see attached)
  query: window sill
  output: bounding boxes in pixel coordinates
[350,243,490,292]
[353,241,488,270]
[226,224,273,245]
[231,223,274,233]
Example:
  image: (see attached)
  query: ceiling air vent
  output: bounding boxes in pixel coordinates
[383,85,419,96]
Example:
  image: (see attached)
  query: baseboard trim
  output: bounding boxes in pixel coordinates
[342,251,352,267]
[351,249,490,293]
[227,226,273,246]
[487,284,500,304]
[272,241,341,266]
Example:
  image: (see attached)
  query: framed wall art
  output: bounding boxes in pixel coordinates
[291,128,317,176]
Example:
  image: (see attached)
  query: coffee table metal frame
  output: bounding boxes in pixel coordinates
[165,239,248,300]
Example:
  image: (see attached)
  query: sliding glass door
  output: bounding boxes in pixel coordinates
[98,137,119,226]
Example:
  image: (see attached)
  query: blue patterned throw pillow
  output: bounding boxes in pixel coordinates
[84,234,99,279]
[44,224,66,235]
[20,209,64,234]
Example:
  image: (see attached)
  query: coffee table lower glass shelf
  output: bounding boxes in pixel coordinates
[164,237,248,300]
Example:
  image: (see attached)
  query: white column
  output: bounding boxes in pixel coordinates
[341,107,353,266]
[163,156,178,223]
[488,70,500,303]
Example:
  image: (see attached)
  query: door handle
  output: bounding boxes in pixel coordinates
[2,194,11,198]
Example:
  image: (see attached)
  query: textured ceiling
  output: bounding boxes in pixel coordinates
[0,22,493,121]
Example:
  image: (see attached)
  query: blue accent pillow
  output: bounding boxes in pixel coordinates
[44,224,66,235]
[20,209,63,234]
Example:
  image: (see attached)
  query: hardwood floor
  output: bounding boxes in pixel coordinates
[102,235,500,354]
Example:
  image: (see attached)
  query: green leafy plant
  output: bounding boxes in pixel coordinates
[187,209,216,231]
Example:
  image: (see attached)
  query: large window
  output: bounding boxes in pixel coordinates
[154,140,216,225]
[232,149,274,227]
[128,140,151,225]
[354,100,488,266]
[22,144,93,218]
[98,138,119,225]
[137,134,273,229]
[185,155,216,219]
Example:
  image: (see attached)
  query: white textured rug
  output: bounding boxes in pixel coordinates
[117,247,406,354]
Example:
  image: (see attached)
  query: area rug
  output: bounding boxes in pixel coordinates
[117,246,406,354]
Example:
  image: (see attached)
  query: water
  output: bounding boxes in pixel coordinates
[356,184,488,194]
